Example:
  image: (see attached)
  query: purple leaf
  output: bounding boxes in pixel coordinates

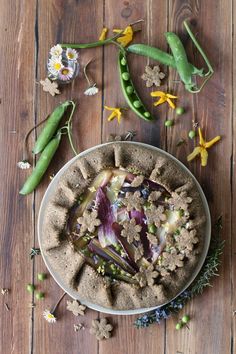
[96,187,118,248]
[130,210,152,259]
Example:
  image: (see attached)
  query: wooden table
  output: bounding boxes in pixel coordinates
[0,0,234,353]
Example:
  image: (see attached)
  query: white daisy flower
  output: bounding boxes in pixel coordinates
[17,160,31,170]
[50,44,63,58]
[66,48,78,61]
[58,66,74,81]
[84,84,99,96]
[43,309,57,324]
[48,57,63,76]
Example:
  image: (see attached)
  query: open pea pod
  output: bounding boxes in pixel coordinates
[118,51,153,121]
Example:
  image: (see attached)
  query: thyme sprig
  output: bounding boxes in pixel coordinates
[135,217,224,328]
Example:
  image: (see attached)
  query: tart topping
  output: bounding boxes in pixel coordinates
[146,232,159,245]
[175,228,199,255]
[66,300,87,316]
[77,210,101,235]
[131,175,145,187]
[134,265,159,287]
[161,250,184,271]
[121,218,142,244]
[145,205,167,227]
[122,191,145,211]
[168,191,192,211]
[90,318,113,340]
[134,244,144,262]
[148,190,162,202]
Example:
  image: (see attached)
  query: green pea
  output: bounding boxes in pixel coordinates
[165,120,174,127]
[122,72,130,81]
[20,133,62,195]
[175,322,182,330]
[148,224,157,234]
[133,100,142,108]
[144,112,151,118]
[121,57,127,66]
[27,284,35,293]
[188,130,196,139]
[32,101,72,154]
[175,107,185,115]
[36,292,45,300]
[181,315,190,324]
[126,86,134,94]
[37,273,47,281]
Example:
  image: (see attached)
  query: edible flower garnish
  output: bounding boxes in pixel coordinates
[43,309,57,324]
[17,160,31,170]
[66,48,78,61]
[48,57,63,76]
[150,91,177,109]
[83,59,99,96]
[104,106,122,124]
[58,67,74,81]
[99,27,108,41]
[113,25,133,47]
[50,44,63,57]
[187,128,221,167]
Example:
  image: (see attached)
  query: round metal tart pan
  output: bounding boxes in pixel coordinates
[38,142,211,315]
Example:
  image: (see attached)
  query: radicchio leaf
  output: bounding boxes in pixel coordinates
[130,210,152,259]
[95,187,117,248]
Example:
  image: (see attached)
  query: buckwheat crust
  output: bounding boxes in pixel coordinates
[41,142,207,310]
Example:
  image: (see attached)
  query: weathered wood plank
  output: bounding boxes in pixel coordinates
[33,1,103,353]
[100,1,167,354]
[0,1,36,353]
[166,1,232,354]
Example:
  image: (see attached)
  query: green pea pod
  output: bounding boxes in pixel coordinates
[20,133,61,195]
[32,100,72,154]
[118,51,153,121]
[127,44,204,77]
[165,32,195,91]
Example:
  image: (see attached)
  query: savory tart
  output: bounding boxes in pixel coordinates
[41,142,207,310]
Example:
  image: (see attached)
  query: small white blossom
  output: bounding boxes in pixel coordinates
[50,44,63,58]
[48,57,63,76]
[66,48,78,61]
[43,309,57,323]
[17,161,31,170]
[84,84,99,96]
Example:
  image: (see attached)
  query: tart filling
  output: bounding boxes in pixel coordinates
[66,168,198,288]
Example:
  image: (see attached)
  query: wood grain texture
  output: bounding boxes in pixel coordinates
[0,0,234,353]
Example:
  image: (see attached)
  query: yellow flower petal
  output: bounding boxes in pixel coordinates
[107,111,116,121]
[150,91,166,97]
[200,148,208,166]
[166,94,178,99]
[104,105,114,111]
[187,146,202,162]
[166,98,176,109]
[153,97,166,106]
[205,135,221,148]
[115,25,133,47]
[198,128,205,146]
[99,28,108,41]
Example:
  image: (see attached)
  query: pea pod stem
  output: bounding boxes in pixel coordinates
[183,20,214,76]
[60,31,123,49]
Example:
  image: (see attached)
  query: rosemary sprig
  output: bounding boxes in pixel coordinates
[134,217,224,328]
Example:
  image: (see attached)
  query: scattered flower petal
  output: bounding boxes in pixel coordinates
[58,67,74,81]
[40,78,60,96]
[66,48,78,61]
[151,91,177,109]
[99,27,108,41]
[50,44,63,58]
[84,84,99,96]
[113,25,133,47]
[187,128,221,167]
[17,160,31,170]
[104,105,123,124]
[43,309,57,323]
